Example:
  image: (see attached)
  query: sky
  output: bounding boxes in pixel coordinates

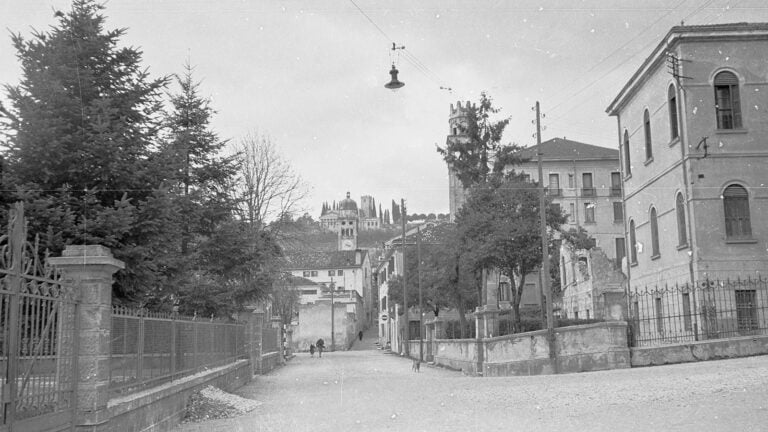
[2,0,768,217]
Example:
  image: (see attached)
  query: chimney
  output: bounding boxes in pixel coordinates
[355,249,362,265]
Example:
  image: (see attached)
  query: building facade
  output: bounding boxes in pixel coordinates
[446,101,473,223]
[606,23,768,288]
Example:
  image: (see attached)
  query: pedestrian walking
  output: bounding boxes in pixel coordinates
[358,330,363,341]
[316,338,325,358]
[309,343,315,358]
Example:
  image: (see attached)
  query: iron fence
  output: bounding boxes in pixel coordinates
[109,306,246,395]
[261,325,279,355]
[628,277,768,347]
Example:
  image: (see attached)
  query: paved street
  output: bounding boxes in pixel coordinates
[175,333,768,432]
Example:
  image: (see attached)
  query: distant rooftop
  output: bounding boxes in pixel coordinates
[515,138,618,162]
[285,249,367,270]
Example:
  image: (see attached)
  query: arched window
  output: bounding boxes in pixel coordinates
[623,130,631,176]
[714,71,742,129]
[668,84,679,140]
[650,207,660,258]
[676,193,687,246]
[629,219,637,264]
[644,109,653,161]
[723,184,751,239]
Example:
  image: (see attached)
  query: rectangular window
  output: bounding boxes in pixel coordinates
[303,271,310,277]
[548,173,561,196]
[311,270,318,277]
[735,290,758,332]
[613,202,623,222]
[338,270,344,276]
[610,172,622,196]
[615,237,626,268]
[655,298,664,335]
[586,310,590,320]
[328,270,335,276]
[682,293,692,331]
[301,289,317,295]
[552,203,561,216]
[522,173,531,183]
[568,173,574,188]
[584,203,595,223]
[569,203,575,223]
[574,311,579,319]
[582,173,595,196]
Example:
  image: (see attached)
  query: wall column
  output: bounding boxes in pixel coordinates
[48,245,124,432]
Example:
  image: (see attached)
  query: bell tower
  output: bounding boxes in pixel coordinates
[337,192,359,251]
[447,101,473,222]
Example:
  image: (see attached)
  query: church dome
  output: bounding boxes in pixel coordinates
[339,192,358,211]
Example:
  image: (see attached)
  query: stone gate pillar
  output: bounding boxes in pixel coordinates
[247,310,264,375]
[48,245,124,432]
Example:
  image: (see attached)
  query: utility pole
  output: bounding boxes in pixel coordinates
[401,198,409,357]
[417,226,424,362]
[535,101,556,372]
[330,276,335,352]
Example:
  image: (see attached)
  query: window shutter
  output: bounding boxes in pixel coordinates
[714,71,739,85]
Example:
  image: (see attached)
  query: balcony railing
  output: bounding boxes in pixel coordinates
[546,187,562,197]
[581,187,596,197]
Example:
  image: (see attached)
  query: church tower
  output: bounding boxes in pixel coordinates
[337,192,359,251]
[447,101,473,222]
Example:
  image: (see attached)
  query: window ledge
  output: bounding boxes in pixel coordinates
[584,221,596,225]
[676,243,689,251]
[644,157,654,166]
[715,128,748,135]
[651,254,661,261]
[725,238,758,244]
[630,262,638,268]
[668,137,680,147]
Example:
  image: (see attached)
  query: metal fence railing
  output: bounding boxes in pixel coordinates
[261,326,279,355]
[628,277,768,347]
[109,306,246,396]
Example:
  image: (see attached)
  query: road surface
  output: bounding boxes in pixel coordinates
[174,339,768,432]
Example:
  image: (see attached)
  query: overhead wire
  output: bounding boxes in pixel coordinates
[348,0,452,91]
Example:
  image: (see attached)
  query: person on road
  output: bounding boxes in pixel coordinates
[309,343,315,358]
[358,330,363,341]
[316,338,325,357]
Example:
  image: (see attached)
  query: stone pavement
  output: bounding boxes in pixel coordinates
[174,349,768,432]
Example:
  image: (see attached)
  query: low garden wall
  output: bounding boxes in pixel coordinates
[257,351,282,374]
[630,334,768,367]
[108,359,251,432]
[418,322,630,377]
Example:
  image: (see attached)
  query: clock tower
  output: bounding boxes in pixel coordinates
[337,192,358,251]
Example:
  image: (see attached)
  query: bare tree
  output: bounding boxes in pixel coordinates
[233,132,309,231]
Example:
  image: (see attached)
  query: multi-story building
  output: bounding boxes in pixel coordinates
[606,23,768,287]
[515,138,625,265]
[606,23,768,342]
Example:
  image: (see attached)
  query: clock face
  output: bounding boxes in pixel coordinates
[342,239,354,249]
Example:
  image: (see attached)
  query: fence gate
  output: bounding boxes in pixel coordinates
[0,203,77,432]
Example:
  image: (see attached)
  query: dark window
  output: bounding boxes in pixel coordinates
[569,203,575,222]
[615,237,625,268]
[610,172,622,196]
[303,271,310,277]
[629,220,637,264]
[561,256,568,286]
[682,293,692,331]
[668,84,679,139]
[328,270,335,276]
[643,109,653,160]
[310,270,318,277]
[568,173,574,188]
[714,71,742,129]
[650,207,660,258]
[655,297,664,335]
[338,269,343,276]
[523,173,531,183]
[548,173,561,196]
[613,202,623,223]
[735,290,758,332]
[723,184,751,239]
[623,130,631,176]
[551,203,561,216]
[301,289,317,295]
[676,193,687,246]
[582,173,595,196]
[584,203,595,223]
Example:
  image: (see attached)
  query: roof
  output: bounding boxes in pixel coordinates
[607,23,768,115]
[515,138,618,162]
[285,275,317,286]
[284,249,368,270]
[339,192,358,211]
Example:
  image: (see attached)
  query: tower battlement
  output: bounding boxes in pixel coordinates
[449,101,474,119]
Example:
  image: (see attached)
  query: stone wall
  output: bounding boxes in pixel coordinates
[431,339,480,375]
[630,334,768,367]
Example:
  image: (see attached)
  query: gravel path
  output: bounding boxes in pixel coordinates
[173,350,768,432]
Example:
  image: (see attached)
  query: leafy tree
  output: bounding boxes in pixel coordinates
[436,92,526,188]
[1,0,171,301]
[456,175,566,331]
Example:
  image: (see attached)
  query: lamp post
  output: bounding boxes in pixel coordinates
[417,226,424,362]
[330,277,335,352]
[400,198,408,357]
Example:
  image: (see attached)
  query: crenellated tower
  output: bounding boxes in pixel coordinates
[447,101,474,222]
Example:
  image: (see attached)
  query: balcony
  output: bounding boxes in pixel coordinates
[546,187,562,197]
[581,187,596,197]
[610,186,622,197]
